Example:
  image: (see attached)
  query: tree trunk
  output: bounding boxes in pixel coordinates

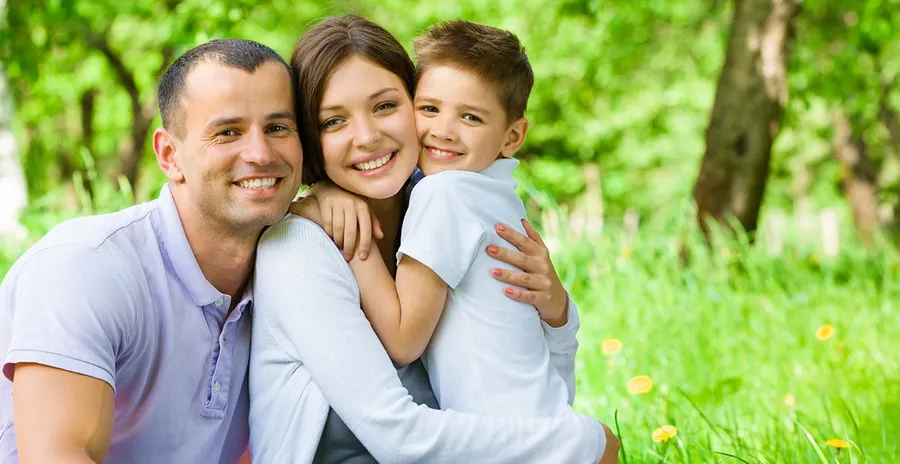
[0,65,28,240]
[832,112,879,246]
[692,0,802,236]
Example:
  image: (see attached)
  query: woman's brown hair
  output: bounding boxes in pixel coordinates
[291,14,416,184]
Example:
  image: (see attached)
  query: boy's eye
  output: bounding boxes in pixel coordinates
[418,105,439,114]
[375,101,398,112]
[462,113,483,123]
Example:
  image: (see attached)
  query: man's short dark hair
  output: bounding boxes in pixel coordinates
[158,39,292,136]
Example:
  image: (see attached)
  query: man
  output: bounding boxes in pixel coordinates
[0,39,303,463]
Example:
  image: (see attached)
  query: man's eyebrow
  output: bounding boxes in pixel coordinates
[207,116,245,128]
[267,111,295,121]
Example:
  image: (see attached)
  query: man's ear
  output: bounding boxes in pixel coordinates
[153,128,184,182]
[499,117,529,158]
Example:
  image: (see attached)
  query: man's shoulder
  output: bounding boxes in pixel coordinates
[36,200,159,252]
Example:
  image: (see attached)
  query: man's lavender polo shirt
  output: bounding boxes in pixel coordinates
[0,184,252,463]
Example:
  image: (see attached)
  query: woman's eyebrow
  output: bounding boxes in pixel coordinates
[368,87,401,100]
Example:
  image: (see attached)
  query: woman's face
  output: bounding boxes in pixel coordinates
[317,56,419,200]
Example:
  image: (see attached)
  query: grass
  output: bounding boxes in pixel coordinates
[2,193,898,464]
[542,204,900,463]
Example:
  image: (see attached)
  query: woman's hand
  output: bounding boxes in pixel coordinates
[289,182,383,261]
[486,219,569,327]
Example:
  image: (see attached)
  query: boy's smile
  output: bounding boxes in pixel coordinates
[414,65,527,176]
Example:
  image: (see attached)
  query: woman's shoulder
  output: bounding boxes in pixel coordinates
[258,215,343,263]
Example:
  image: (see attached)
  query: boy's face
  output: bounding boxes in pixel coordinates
[414,65,527,176]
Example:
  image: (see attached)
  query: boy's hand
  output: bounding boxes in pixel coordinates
[486,219,569,327]
[290,182,383,261]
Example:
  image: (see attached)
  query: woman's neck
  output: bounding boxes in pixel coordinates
[369,193,406,276]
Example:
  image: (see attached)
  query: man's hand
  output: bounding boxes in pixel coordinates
[486,219,569,327]
[289,182,383,261]
[13,363,115,463]
[598,422,621,464]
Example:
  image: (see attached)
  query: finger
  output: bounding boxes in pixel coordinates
[491,268,551,291]
[321,205,334,239]
[495,223,541,256]
[356,203,372,260]
[343,208,358,261]
[501,287,550,307]
[486,244,541,273]
[332,209,345,251]
[372,210,384,240]
[521,219,548,249]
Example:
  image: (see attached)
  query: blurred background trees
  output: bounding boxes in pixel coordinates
[1,0,899,249]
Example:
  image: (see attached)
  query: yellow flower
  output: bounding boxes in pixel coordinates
[825,438,849,449]
[809,254,820,266]
[784,394,795,406]
[627,375,653,394]
[816,324,835,341]
[621,246,632,258]
[652,425,677,443]
[602,339,623,355]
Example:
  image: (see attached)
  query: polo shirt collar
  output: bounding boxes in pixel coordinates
[155,183,228,307]
[481,157,519,181]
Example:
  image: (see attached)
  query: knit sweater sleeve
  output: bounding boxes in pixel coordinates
[253,215,607,464]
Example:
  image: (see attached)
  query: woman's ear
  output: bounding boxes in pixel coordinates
[499,117,529,158]
[153,128,184,182]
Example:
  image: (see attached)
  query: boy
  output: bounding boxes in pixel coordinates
[350,19,572,418]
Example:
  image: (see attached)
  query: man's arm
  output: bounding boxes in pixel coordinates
[349,248,448,366]
[13,364,114,463]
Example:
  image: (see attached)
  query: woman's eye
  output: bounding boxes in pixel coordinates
[375,101,398,112]
[462,113,483,123]
[320,118,342,130]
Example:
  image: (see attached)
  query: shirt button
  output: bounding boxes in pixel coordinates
[214,381,221,392]
[214,297,225,308]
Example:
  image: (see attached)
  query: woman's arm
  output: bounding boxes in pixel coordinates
[254,216,608,464]
[487,219,582,403]
[348,248,449,366]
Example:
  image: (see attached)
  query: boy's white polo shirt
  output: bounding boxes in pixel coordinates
[397,158,570,417]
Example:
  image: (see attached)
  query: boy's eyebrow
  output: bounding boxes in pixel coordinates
[320,87,402,113]
[415,96,492,116]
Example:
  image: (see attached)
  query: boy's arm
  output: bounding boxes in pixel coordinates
[349,249,449,366]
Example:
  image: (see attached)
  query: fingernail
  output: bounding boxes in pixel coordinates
[487,245,499,254]
[504,288,515,296]
[491,268,502,277]
[360,251,368,260]
[496,224,507,232]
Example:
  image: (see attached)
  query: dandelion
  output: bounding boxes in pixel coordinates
[825,438,849,449]
[784,394,795,406]
[652,425,677,443]
[627,375,653,394]
[602,339,622,355]
[816,324,835,341]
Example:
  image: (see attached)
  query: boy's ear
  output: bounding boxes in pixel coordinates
[499,117,529,158]
[153,127,185,183]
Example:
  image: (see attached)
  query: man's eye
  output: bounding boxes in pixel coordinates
[267,125,288,134]
[219,129,239,137]
[375,102,398,112]
[462,114,483,123]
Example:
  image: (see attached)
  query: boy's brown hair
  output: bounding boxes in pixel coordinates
[413,20,534,123]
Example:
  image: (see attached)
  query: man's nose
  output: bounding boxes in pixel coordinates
[242,127,277,164]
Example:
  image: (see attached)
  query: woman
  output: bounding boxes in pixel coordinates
[249,14,616,464]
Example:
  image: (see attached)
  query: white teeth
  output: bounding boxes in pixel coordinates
[430,148,458,158]
[238,178,277,189]
[353,152,394,171]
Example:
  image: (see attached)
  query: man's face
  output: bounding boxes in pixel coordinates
[166,60,303,234]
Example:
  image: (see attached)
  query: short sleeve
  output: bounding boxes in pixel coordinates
[2,245,133,391]
[397,175,486,288]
